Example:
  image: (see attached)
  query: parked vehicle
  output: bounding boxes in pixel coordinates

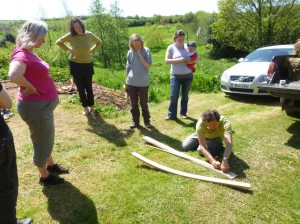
[258,55,300,118]
[221,45,294,95]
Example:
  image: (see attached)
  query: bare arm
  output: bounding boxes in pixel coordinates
[220,133,232,172]
[9,61,38,96]
[165,48,186,65]
[0,84,12,109]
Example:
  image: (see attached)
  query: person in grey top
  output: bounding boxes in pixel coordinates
[125,34,152,129]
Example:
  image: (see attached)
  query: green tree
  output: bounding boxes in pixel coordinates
[144,24,164,50]
[89,0,128,68]
[108,1,129,68]
[211,0,300,55]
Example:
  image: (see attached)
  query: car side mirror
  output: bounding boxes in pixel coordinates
[238,58,244,63]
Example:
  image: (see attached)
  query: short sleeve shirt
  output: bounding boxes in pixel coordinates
[10,46,58,101]
[196,116,232,139]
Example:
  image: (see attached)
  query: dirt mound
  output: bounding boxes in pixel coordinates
[1,80,131,110]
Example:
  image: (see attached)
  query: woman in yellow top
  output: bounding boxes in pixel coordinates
[56,17,102,115]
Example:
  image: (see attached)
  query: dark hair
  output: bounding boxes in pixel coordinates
[201,109,220,122]
[70,17,85,36]
[173,29,185,41]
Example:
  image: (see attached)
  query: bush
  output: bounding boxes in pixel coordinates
[0,43,13,80]
[0,67,8,80]
[50,67,70,82]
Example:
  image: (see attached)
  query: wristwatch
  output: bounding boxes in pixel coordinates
[223,156,227,161]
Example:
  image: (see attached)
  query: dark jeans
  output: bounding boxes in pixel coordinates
[70,61,94,108]
[168,77,193,118]
[72,73,94,108]
[127,85,150,124]
[0,130,18,224]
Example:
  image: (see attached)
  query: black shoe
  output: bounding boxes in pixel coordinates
[144,122,152,128]
[39,174,65,186]
[17,217,33,224]
[130,122,139,129]
[47,163,69,175]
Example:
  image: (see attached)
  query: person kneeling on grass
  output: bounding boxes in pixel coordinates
[181,109,232,173]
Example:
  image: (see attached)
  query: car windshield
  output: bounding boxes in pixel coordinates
[243,48,294,62]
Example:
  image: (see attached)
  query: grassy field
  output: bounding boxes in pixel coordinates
[7,91,300,223]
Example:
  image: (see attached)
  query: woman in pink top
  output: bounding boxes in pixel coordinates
[9,20,69,186]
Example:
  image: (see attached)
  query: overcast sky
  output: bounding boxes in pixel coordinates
[0,0,219,20]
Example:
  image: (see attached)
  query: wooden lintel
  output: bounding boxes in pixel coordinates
[142,136,238,179]
[131,152,251,189]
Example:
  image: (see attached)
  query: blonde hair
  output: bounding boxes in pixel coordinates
[16,20,48,49]
[129,33,144,49]
[294,39,300,56]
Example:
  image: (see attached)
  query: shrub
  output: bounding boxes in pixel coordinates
[0,67,8,80]
[50,67,70,82]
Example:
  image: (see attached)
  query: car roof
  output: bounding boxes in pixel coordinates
[257,44,294,50]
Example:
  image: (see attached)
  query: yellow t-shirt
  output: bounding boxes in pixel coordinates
[196,116,232,139]
[56,31,102,63]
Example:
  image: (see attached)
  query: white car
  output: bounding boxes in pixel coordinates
[220,45,294,95]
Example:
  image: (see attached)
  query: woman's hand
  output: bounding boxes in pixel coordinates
[21,86,38,96]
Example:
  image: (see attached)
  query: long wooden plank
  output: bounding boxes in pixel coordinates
[131,152,251,189]
[143,136,238,179]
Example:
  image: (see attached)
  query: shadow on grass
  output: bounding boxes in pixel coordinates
[285,119,300,149]
[42,181,99,224]
[137,125,183,150]
[229,153,250,178]
[86,112,134,147]
[174,116,198,128]
[224,94,280,106]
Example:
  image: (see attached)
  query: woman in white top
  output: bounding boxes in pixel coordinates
[165,30,198,120]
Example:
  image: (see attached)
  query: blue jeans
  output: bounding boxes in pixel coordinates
[168,77,193,118]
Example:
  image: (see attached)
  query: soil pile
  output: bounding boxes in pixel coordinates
[1,80,130,110]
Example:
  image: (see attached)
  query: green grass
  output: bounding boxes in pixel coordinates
[8,92,300,223]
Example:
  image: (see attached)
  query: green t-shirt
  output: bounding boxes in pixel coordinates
[56,31,102,63]
[196,116,232,139]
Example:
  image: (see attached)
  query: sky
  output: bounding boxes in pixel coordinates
[0,0,219,20]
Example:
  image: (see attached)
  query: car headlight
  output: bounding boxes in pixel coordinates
[221,72,229,82]
[259,75,270,83]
